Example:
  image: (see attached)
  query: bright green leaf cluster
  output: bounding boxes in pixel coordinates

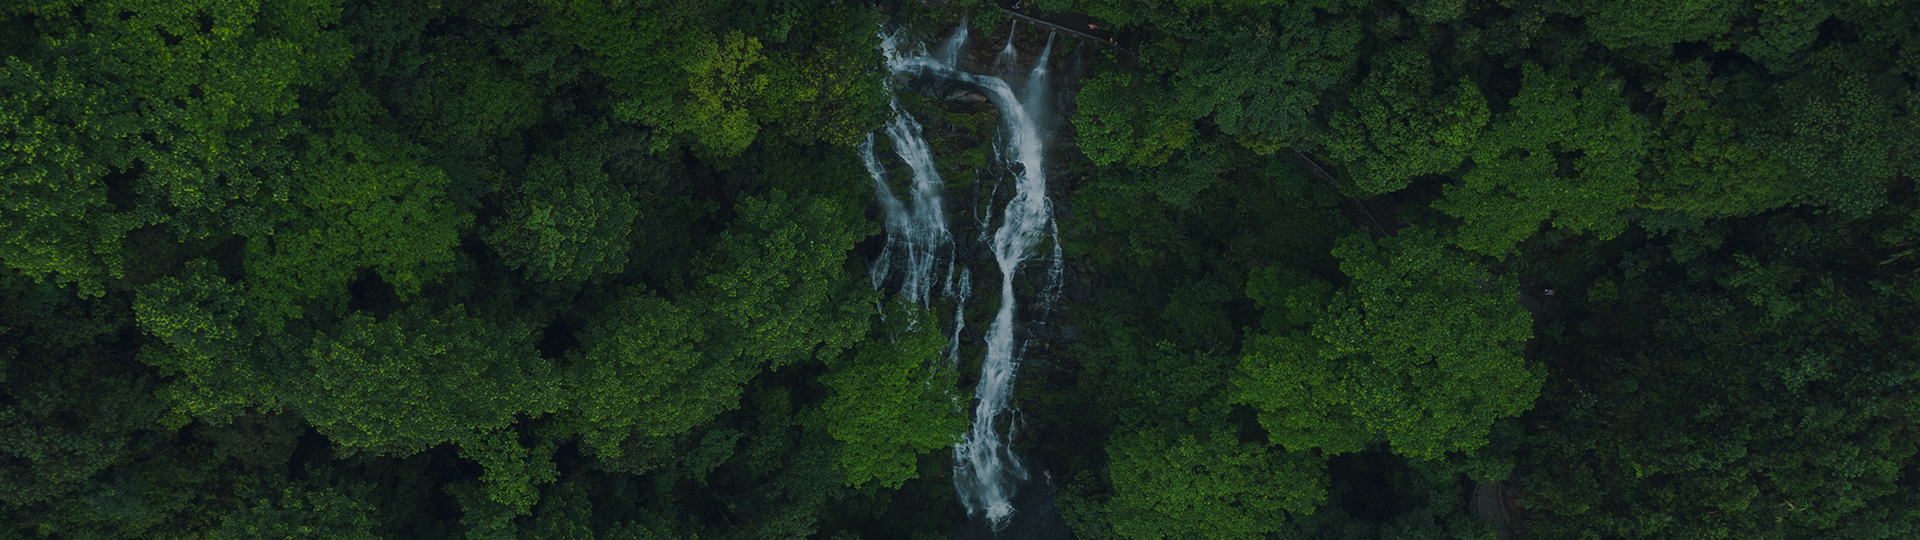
[1106,425,1327,539]
[1438,63,1649,256]
[1327,42,1489,195]
[818,300,965,488]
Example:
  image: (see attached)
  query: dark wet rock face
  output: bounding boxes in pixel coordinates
[946,88,992,106]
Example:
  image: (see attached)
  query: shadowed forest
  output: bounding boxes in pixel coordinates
[3,0,1920,538]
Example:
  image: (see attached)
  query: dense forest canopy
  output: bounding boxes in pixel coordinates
[2,0,1918,538]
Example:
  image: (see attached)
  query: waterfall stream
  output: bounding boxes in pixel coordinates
[860,97,951,308]
[867,24,1061,530]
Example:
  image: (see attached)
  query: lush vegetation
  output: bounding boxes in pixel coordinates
[3,0,1918,539]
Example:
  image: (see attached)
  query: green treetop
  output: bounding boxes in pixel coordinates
[293,303,560,454]
[0,0,352,295]
[1327,41,1490,196]
[1239,229,1540,460]
[816,300,966,488]
[570,190,873,463]
[1437,63,1650,256]
[243,119,471,328]
[1105,423,1328,540]
[486,122,640,283]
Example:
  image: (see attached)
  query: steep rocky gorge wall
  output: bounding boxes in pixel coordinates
[875,18,1096,378]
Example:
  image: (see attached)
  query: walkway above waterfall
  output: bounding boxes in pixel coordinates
[996,8,1134,58]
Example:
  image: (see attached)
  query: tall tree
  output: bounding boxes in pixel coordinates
[1437,63,1650,256]
[815,300,965,488]
[1327,41,1489,195]
[570,190,872,463]
[209,479,381,540]
[242,121,471,326]
[0,0,351,295]
[1105,423,1328,540]
[486,121,640,283]
[1239,229,1540,460]
[293,303,560,454]
[1517,207,1920,538]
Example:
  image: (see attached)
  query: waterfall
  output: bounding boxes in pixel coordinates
[953,61,1054,532]
[1026,34,1066,317]
[878,23,1062,530]
[1023,33,1055,109]
[993,21,1019,74]
[945,265,971,365]
[933,17,969,69]
[861,97,951,307]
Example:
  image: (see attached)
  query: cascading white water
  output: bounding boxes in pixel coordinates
[933,17,969,70]
[860,97,951,307]
[876,22,1062,529]
[1024,34,1067,317]
[956,65,1054,533]
[892,24,1062,529]
[993,21,1020,74]
[1022,33,1055,111]
[945,265,971,365]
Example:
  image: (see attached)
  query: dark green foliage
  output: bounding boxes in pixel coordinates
[1316,230,1539,460]
[521,480,594,540]
[0,279,154,507]
[1049,0,1920,537]
[1568,0,1744,50]
[134,259,276,423]
[1514,204,1920,538]
[209,480,381,540]
[1328,42,1488,195]
[1072,3,1361,168]
[245,122,472,326]
[0,330,160,508]
[816,301,965,488]
[1638,61,1794,217]
[1,0,918,536]
[1748,48,1915,217]
[298,304,560,453]
[1074,70,1188,168]
[486,122,640,283]
[0,0,352,296]
[1105,424,1328,539]
[1236,229,1540,459]
[1437,63,1649,256]
[539,0,885,159]
[696,190,874,369]
[6,0,1920,538]
[569,291,722,458]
